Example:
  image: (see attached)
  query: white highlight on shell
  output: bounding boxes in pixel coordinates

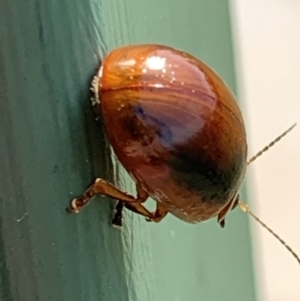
[153,83,164,88]
[118,59,136,67]
[98,66,103,77]
[145,56,166,71]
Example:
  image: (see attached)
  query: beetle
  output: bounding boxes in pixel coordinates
[68,44,248,228]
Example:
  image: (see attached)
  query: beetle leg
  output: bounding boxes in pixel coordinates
[68,179,167,224]
[217,195,239,228]
[68,178,137,214]
[112,185,149,227]
[121,199,168,223]
[217,202,231,228]
[113,201,159,225]
[146,202,168,223]
[119,187,168,223]
[122,202,156,220]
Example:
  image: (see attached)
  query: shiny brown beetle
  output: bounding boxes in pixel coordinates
[68,44,300,265]
[69,44,248,227]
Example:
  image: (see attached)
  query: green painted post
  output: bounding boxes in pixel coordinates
[0,0,256,300]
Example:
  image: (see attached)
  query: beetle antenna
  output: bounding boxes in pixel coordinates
[247,123,297,165]
[238,201,300,265]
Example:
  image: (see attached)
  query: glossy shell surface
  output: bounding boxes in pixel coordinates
[96,44,247,223]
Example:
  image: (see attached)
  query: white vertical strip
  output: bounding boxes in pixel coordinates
[231,0,300,300]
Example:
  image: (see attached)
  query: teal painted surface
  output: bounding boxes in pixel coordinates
[0,0,256,301]
[0,1,128,300]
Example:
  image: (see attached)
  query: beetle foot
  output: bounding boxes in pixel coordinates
[145,203,168,223]
[145,216,156,223]
[67,196,88,214]
[145,212,167,223]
